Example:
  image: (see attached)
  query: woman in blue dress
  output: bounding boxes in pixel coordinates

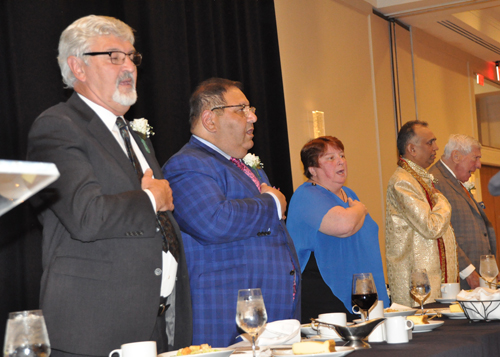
[287,136,389,323]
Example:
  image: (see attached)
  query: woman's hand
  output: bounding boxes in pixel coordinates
[319,198,368,238]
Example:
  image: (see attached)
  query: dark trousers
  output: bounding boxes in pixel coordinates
[50,315,169,357]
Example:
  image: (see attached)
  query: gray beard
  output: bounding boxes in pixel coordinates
[112,88,137,106]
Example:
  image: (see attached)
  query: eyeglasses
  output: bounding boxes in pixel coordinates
[82,51,142,66]
[211,104,256,117]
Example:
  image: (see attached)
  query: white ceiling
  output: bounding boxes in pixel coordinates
[366,0,500,62]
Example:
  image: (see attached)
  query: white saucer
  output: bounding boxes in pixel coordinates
[383,309,417,317]
[272,346,355,357]
[160,348,234,357]
[435,298,457,304]
[412,320,444,333]
[440,308,466,319]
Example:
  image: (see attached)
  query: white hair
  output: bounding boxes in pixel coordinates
[58,15,135,88]
[442,134,481,159]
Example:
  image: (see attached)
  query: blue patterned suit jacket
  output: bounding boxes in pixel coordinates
[163,136,301,347]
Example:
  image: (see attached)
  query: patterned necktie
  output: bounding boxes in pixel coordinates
[230,157,261,192]
[116,117,180,261]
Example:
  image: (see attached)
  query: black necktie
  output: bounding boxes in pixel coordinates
[116,117,180,261]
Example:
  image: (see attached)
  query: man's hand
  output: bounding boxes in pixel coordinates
[466,270,481,289]
[261,183,287,218]
[141,169,174,212]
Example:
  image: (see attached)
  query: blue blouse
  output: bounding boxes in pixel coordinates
[287,182,389,311]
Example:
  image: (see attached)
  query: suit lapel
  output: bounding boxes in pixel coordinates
[69,93,141,187]
[129,127,163,178]
[437,161,480,215]
[190,137,262,194]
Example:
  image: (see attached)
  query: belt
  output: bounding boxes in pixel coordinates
[158,297,170,316]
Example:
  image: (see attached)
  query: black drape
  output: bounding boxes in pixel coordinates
[0,0,292,340]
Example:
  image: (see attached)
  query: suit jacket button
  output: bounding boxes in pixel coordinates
[155,268,162,276]
[290,270,295,276]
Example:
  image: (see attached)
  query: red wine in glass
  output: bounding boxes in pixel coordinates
[352,273,378,321]
[352,293,378,311]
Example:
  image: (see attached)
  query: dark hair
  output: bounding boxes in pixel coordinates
[396,120,428,156]
[189,77,243,128]
[301,136,345,179]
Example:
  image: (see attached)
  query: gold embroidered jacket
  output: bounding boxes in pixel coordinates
[385,161,458,307]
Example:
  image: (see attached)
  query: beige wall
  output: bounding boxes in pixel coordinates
[274,0,500,278]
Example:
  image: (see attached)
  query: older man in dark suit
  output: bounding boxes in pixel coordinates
[163,78,301,347]
[429,134,497,289]
[27,15,191,357]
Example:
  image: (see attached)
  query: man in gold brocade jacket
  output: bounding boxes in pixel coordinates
[386,120,459,307]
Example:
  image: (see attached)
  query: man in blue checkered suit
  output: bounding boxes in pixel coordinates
[163,78,301,347]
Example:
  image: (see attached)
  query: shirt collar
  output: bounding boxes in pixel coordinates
[192,135,231,160]
[77,93,120,131]
[440,159,458,179]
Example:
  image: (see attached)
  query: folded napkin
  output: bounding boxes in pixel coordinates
[457,287,499,301]
[237,319,301,346]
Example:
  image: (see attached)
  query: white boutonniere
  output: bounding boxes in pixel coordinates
[130,118,155,139]
[243,153,264,170]
[429,173,438,184]
[464,180,476,193]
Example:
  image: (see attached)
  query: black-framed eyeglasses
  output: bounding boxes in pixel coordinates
[211,104,256,117]
[82,51,142,66]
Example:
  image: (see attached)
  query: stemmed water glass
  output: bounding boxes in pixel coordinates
[351,273,378,321]
[3,310,51,357]
[236,288,268,357]
[410,269,431,315]
[480,254,499,289]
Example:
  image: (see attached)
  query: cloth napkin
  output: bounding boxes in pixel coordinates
[236,319,301,346]
[457,287,500,301]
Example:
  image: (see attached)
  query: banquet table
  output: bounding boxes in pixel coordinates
[352,303,500,357]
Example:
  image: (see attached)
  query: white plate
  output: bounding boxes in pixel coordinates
[435,298,457,304]
[412,320,444,333]
[159,348,234,357]
[384,309,417,317]
[440,309,466,319]
[272,346,355,357]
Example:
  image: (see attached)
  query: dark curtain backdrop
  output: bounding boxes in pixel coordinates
[0,0,293,339]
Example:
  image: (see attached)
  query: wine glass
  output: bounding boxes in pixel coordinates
[410,269,431,314]
[351,273,378,321]
[480,254,499,289]
[3,310,51,357]
[235,288,268,357]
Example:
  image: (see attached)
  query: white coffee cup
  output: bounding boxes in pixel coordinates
[441,282,460,299]
[367,300,385,342]
[317,312,346,338]
[109,341,157,357]
[385,316,414,344]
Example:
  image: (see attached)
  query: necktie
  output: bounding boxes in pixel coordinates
[116,117,180,261]
[230,157,261,192]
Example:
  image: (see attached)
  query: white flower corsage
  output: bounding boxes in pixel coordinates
[130,118,155,139]
[429,173,438,184]
[463,180,476,193]
[243,153,264,170]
